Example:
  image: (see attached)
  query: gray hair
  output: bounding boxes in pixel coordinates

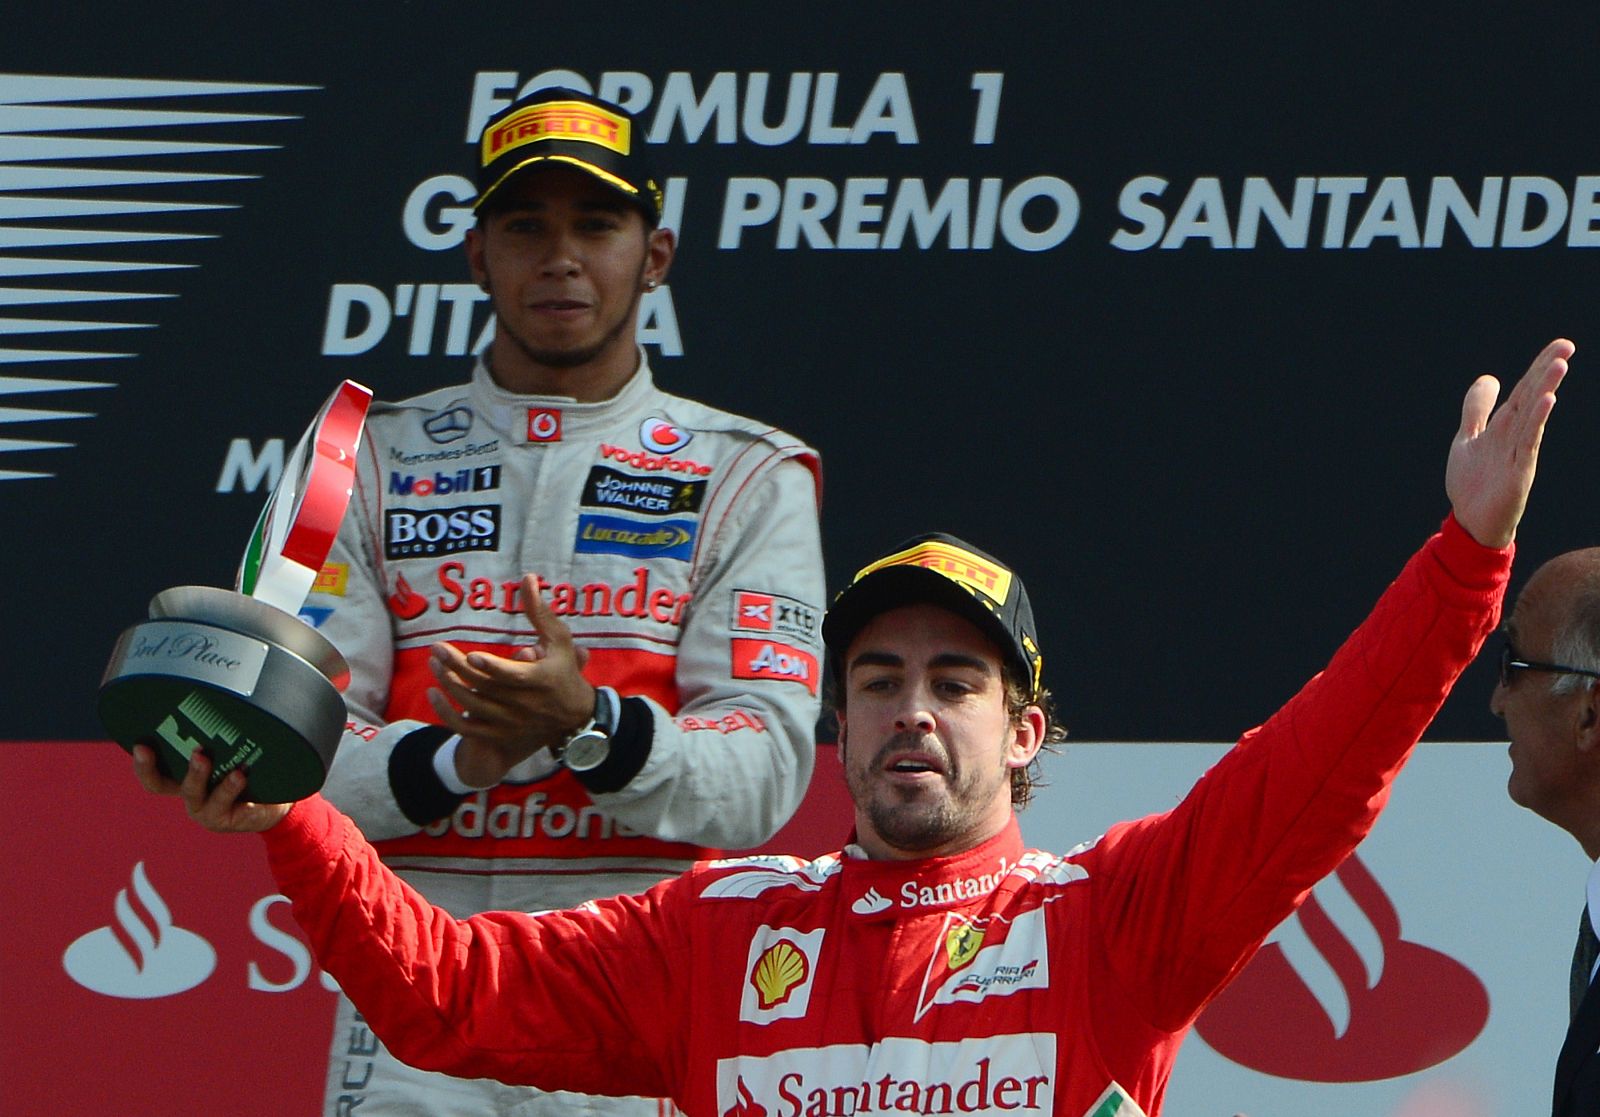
[1549,582,1600,696]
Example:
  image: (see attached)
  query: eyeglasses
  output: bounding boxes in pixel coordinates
[1498,642,1600,688]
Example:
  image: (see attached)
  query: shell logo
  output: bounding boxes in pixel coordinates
[62,862,217,999]
[751,940,810,1010]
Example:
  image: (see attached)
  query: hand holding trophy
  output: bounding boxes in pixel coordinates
[99,382,373,803]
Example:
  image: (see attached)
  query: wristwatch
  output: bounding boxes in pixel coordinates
[557,685,620,772]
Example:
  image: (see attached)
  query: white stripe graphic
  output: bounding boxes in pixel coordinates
[0,287,173,305]
[0,227,214,248]
[0,75,313,102]
[0,317,152,335]
[0,197,230,218]
[0,70,315,479]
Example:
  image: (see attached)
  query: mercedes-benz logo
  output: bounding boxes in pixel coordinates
[424,405,473,444]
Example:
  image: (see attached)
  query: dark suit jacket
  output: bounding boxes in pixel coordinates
[1556,978,1600,1116]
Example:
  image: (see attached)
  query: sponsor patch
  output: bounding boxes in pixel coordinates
[417,562,692,625]
[388,465,501,498]
[581,466,704,517]
[731,637,819,695]
[574,513,695,561]
[483,100,630,163]
[389,440,499,466]
[896,856,1013,911]
[739,926,825,1024]
[732,589,820,646]
[527,408,562,443]
[676,710,767,735]
[422,404,473,444]
[388,572,428,620]
[715,1034,1057,1115]
[639,416,692,453]
[312,562,348,596]
[298,606,333,628]
[385,505,500,559]
[599,443,712,476]
[915,907,1049,1022]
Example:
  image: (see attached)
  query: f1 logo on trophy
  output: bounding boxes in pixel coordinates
[99,382,373,802]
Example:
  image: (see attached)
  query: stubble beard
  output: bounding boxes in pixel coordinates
[849,732,1009,854]
[494,263,646,372]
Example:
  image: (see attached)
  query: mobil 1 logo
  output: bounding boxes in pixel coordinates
[388,464,501,498]
[385,505,501,558]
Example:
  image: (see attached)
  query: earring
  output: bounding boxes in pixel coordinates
[645,279,658,290]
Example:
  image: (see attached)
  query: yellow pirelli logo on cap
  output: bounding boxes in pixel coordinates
[854,541,1013,605]
[482,101,630,165]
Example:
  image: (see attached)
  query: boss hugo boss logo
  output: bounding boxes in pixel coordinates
[385,505,501,558]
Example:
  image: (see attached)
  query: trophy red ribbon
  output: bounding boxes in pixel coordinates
[99,382,373,802]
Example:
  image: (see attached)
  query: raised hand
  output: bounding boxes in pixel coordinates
[427,574,596,786]
[1446,338,1573,548]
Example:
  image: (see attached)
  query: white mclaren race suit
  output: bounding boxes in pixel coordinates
[304,352,825,1116]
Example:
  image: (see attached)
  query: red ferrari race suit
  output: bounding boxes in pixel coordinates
[303,353,825,1115]
[267,516,1502,1117]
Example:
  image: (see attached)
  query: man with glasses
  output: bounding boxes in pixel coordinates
[135,338,1572,1117]
[1491,551,1600,1117]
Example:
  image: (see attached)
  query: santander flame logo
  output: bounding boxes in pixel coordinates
[1195,853,1488,1081]
[722,1077,767,1117]
[62,862,216,999]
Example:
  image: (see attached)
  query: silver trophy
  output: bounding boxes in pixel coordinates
[99,382,372,802]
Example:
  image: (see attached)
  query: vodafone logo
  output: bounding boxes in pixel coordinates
[640,416,692,453]
[62,862,216,999]
[1195,853,1489,1081]
[527,407,562,442]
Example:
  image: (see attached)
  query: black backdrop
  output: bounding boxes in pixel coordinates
[6,3,1597,742]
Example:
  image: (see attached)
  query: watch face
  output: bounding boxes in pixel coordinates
[563,729,611,772]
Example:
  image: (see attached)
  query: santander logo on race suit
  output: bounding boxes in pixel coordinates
[62,862,215,999]
[715,1034,1058,1117]
[1195,852,1490,1081]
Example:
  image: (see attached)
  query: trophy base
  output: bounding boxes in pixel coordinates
[99,592,349,803]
